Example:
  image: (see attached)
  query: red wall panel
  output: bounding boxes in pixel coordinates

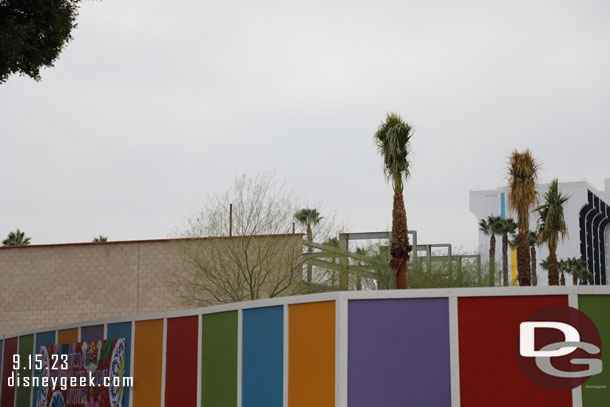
[458,295,571,406]
[1,337,17,407]
[165,316,199,407]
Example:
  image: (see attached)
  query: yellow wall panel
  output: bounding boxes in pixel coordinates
[133,319,164,407]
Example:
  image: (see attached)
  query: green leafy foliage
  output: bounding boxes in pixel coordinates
[0,0,82,83]
[507,149,539,230]
[536,178,569,252]
[2,228,31,246]
[294,208,323,229]
[478,215,503,237]
[374,113,413,194]
[364,245,489,289]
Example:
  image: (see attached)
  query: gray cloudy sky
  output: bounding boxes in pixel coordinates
[1,0,609,251]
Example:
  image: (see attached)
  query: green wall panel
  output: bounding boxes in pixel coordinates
[16,334,34,407]
[202,311,238,407]
[579,295,610,406]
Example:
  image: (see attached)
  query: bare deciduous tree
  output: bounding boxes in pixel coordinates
[166,172,317,306]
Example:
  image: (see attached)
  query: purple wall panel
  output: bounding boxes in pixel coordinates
[80,324,104,342]
[348,298,451,406]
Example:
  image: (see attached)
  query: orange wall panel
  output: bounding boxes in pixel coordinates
[133,319,164,407]
[289,301,335,407]
[57,328,78,344]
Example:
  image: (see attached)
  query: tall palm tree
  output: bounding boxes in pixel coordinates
[479,215,503,286]
[2,229,31,246]
[536,179,569,286]
[374,113,414,289]
[93,235,108,242]
[294,208,323,283]
[498,218,517,286]
[527,231,539,286]
[507,150,539,286]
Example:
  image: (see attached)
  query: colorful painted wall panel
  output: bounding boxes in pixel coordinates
[579,295,610,406]
[58,328,78,345]
[107,322,132,407]
[35,331,57,348]
[348,298,451,406]
[133,319,163,407]
[288,301,335,407]
[0,288,608,407]
[0,339,2,399]
[242,306,283,407]
[165,316,198,407]
[32,331,57,407]
[458,295,571,406]
[81,324,104,342]
[1,337,17,407]
[202,311,238,407]
[15,334,33,407]
[36,339,126,407]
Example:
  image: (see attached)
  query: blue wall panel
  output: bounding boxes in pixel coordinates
[242,306,284,407]
[501,192,506,219]
[107,322,132,407]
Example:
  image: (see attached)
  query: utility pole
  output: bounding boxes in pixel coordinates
[229,203,233,237]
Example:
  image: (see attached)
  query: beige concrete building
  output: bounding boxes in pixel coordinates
[0,234,303,334]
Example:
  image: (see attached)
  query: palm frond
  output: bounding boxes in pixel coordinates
[374,112,413,193]
[507,150,539,231]
[294,208,323,226]
[536,179,569,252]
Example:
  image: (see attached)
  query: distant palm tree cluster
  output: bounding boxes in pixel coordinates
[541,257,590,286]
[479,154,571,286]
[1,229,31,246]
[1,230,109,246]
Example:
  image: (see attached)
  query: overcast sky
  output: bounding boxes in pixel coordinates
[1,0,609,251]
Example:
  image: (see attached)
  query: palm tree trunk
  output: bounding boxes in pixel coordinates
[530,246,537,286]
[560,272,565,286]
[517,231,531,286]
[502,234,509,286]
[390,193,411,289]
[306,225,313,283]
[547,250,559,286]
[489,235,496,286]
[573,273,577,286]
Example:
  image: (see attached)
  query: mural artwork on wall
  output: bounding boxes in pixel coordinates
[34,338,126,407]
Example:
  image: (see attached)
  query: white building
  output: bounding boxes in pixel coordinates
[470,178,610,286]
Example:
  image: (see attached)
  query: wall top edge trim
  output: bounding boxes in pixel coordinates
[3,286,609,338]
[0,233,304,250]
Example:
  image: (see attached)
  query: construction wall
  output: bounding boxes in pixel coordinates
[0,287,609,407]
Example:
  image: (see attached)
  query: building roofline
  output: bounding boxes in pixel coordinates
[469,178,608,195]
[0,233,305,250]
